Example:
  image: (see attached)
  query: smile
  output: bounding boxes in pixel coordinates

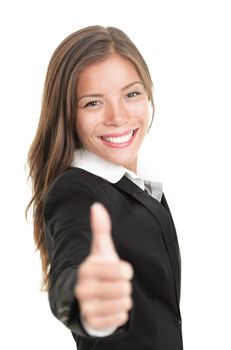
[99,129,139,148]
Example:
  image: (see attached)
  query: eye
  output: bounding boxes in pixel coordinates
[83,100,102,108]
[126,91,141,98]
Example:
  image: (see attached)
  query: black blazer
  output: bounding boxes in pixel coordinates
[44,167,183,350]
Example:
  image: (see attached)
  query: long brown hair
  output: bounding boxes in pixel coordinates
[26,25,154,290]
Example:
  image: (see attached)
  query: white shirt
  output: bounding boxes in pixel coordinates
[71,148,163,337]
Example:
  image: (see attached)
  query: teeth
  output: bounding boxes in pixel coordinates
[102,131,133,143]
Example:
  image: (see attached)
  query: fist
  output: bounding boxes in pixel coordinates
[75,203,134,331]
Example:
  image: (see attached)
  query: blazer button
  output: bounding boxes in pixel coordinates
[175,317,182,327]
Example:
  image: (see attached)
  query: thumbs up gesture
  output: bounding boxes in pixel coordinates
[75,203,134,331]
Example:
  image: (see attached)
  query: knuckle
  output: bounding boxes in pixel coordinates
[119,311,128,323]
[124,296,133,310]
[122,281,132,296]
[127,282,132,295]
[121,261,133,278]
[129,297,133,309]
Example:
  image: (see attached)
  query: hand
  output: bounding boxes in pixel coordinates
[75,203,134,331]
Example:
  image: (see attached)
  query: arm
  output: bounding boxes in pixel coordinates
[44,170,134,340]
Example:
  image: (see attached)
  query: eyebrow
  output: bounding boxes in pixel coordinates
[77,81,143,102]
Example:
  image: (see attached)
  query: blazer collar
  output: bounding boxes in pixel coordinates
[113,175,181,303]
[71,149,162,201]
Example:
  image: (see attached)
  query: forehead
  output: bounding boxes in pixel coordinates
[77,54,141,92]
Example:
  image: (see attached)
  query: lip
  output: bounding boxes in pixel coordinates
[99,128,139,149]
[99,129,136,138]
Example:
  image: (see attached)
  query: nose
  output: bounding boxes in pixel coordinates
[104,101,129,126]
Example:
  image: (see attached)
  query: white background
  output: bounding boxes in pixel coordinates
[0,0,230,349]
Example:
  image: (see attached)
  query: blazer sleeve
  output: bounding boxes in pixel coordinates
[43,169,134,341]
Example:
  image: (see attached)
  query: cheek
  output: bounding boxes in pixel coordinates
[76,114,88,141]
[132,101,151,122]
[76,112,100,144]
[137,102,153,133]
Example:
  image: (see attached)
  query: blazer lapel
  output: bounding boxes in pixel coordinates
[113,176,181,303]
[161,193,181,300]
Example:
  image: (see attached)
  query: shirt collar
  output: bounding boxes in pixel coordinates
[71,148,162,201]
[71,148,139,183]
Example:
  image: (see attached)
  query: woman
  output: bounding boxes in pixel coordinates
[27,25,183,349]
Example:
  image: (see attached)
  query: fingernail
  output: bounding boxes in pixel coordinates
[91,202,102,210]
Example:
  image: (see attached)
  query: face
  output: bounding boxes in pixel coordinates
[76,54,152,172]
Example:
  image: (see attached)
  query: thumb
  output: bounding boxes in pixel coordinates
[90,203,119,261]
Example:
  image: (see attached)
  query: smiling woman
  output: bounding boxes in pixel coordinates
[26,25,183,350]
[76,54,152,172]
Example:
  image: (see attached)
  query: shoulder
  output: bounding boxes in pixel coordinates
[44,167,111,211]
[47,167,106,193]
